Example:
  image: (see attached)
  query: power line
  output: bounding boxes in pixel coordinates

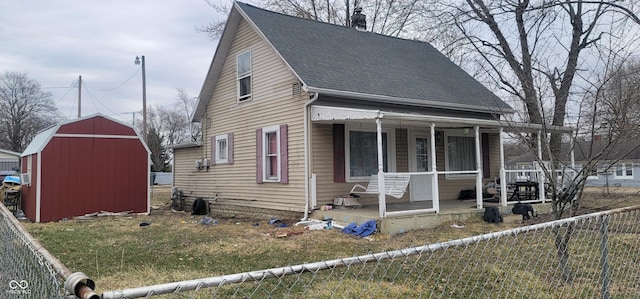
[54,85,76,106]
[82,68,140,92]
[42,86,75,89]
[81,82,121,117]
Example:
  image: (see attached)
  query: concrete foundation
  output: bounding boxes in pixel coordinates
[313,200,553,235]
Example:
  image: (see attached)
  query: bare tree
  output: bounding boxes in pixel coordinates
[198,0,427,39]
[427,0,640,282]
[142,89,202,172]
[587,58,640,139]
[0,72,58,152]
[432,0,639,203]
[175,88,202,142]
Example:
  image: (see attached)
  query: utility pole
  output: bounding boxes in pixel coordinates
[135,56,147,142]
[78,75,82,118]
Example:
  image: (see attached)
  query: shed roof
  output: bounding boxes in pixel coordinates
[22,126,56,157]
[194,1,513,121]
[22,113,148,157]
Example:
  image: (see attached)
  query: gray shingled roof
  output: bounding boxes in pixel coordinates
[193,2,513,121]
[236,2,512,113]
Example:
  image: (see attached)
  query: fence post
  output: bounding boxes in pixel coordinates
[600,215,610,299]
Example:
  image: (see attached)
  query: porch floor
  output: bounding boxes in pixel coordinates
[311,199,552,235]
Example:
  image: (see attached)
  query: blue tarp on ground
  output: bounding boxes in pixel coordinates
[342,220,377,237]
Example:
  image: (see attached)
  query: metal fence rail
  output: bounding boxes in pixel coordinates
[101,205,640,298]
[0,204,98,299]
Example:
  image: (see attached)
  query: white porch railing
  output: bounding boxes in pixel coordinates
[381,172,439,218]
[377,166,578,218]
[380,170,483,218]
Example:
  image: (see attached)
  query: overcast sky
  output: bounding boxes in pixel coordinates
[0,0,228,124]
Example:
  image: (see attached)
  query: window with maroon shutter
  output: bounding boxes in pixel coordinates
[256,128,263,183]
[256,125,288,184]
[266,132,278,179]
[213,133,234,165]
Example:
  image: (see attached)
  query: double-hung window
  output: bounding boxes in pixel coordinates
[615,163,633,179]
[445,133,477,178]
[215,134,228,164]
[265,130,279,180]
[256,125,288,183]
[345,126,395,181]
[237,50,252,102]
[211,133,234,165]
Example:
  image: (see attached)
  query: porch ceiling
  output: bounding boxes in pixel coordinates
[310,105,573,133]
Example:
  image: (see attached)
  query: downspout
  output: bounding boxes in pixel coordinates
[302,91,319,221]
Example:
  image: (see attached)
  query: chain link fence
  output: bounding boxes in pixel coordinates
[0,204,98,299]
[100,205,640,298]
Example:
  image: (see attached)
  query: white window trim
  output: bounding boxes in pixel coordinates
[345,124,396,182]
[444,130,478,179]
[237,50,252,102]
[262,125,280,182]
[215,134,229,164]
[614,163,633,179]
[22,155,32,186]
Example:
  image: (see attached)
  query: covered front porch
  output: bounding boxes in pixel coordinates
[307,105,573,222]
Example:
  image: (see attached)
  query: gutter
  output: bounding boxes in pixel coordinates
[302,92,320,221]
[306,86,515,115]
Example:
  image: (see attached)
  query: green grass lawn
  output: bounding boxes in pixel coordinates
[21,187,640,296]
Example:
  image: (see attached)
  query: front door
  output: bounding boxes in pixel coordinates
[409,133,432,202]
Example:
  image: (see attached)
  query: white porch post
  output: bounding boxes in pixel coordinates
[376,115,386,218]
[430,123,439,213]
[537,130,545,203]
[474,126,483,209]
[499,127,507,206]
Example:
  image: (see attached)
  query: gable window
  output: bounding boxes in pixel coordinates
[212,133,234,164]
[256,125,288,183]
[615,163,633,179]
[237,50,252,101]
[445,133,477,178]
[345,126,395,181]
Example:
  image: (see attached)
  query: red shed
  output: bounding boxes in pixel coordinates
[20,114,150,222]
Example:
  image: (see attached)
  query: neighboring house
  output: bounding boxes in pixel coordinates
[152,172,173,185]
[171,2,567,218]
[506,139,640,188]
[21,114,150,222]
[579,140,640,188]
[0,149,21,180]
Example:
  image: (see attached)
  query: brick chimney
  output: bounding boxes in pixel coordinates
[351,7,366,31]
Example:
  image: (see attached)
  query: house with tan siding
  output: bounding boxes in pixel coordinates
[171,2,571,224]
